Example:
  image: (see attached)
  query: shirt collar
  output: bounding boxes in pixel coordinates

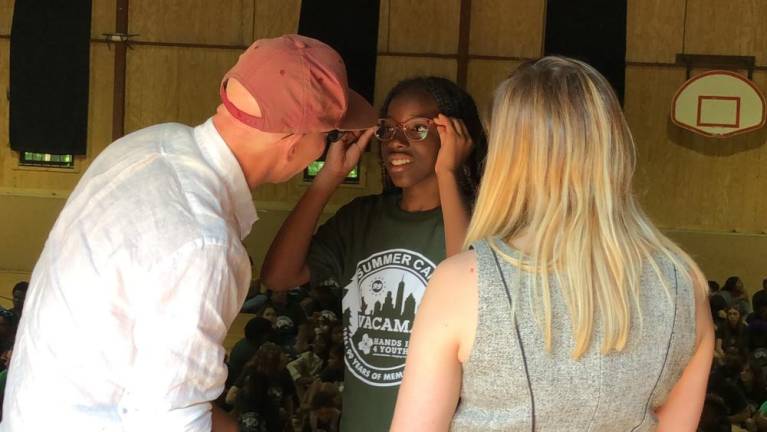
[194,118,258,239]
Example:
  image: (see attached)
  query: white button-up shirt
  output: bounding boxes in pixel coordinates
[2,119,257,431]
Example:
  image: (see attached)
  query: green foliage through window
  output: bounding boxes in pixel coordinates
[303,161,359,184]
[19,152,75,168]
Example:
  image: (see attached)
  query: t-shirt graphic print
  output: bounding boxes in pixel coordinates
[305,192,446,431]
[342,248,435,387]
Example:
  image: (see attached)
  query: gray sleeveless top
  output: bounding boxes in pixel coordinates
[450,238,696,432]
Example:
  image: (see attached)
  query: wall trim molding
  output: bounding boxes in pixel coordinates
[0,187,70,199]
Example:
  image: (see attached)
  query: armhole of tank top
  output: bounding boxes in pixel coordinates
[630,265,679,432]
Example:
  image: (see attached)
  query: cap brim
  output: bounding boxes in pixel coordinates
[337,90,377,131]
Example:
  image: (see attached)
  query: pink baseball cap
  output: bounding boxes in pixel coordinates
[220,34,376,133]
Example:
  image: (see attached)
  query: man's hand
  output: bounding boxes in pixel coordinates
[315,127,376,186]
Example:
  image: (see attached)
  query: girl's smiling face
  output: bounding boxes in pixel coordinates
[380,91,441,190]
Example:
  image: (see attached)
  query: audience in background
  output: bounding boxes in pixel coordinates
[721,307,749,356]
[726,276,753,317]
[9,282,26,319]
[229,342,295,432]
[228,317,274,388]
[13,266,767,432]
[0,280,25,422]
[221,284,344,431]
[754,280,767,318]
[707,277,767,431]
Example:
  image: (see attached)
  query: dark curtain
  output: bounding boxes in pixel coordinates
[298,0,380,104]
[545,0,627,104]
[10,0,92,154]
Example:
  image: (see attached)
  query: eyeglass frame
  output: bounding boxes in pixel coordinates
[375,117,435,142]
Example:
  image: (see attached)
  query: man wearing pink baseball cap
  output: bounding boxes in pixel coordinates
[2,34,375,432]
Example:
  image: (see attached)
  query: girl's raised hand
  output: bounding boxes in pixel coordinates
[433,114,473,175]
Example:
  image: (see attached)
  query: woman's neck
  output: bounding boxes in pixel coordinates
[507,229,536,255]
[399,176,440,212]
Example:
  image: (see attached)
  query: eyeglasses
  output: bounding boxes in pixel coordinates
[375,117,434,142]
[326,130,344,144]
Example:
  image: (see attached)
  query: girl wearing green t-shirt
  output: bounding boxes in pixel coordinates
[262,77,487,431]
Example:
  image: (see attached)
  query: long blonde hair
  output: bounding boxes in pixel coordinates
[465,56,706,358]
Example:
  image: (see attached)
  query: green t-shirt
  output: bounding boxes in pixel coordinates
[307,192,446,432]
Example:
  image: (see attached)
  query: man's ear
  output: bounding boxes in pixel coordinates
[280,134,303,162]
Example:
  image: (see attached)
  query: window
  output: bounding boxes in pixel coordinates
[303,161,360,184]
[19,152,75,168]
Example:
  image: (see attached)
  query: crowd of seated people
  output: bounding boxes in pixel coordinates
[225,275,767,432]
[7,272,767,431]
[702,277,767,432]
[0,276,342,431]
[220,281,344,432]
[0,281,27,421]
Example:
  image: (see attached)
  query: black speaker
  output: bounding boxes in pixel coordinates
[544,0,627,104]
[298,0,380,104]
[10,0,92,155]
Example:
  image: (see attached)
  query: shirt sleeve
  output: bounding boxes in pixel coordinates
[119,239,250,431]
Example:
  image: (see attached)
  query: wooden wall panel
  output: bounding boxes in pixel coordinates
[0,0,12,35]
[85,44,116,159]
[626,0,685,63]
[129,0,254,45]
[386,0,460,54]
[469,0,545,58]
[253,0,302,40]
[124,46,239,133]
[374,56,458,106]
[0,40,8,187]
[92,0,116,38]
[667,230,767,298]
[625,66,767,233]
[466,59,521,117]
[378,0,391,51]
[684,0,767,66]
[0,195,64,271]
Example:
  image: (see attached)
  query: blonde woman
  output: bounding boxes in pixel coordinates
[390,57,714,431]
